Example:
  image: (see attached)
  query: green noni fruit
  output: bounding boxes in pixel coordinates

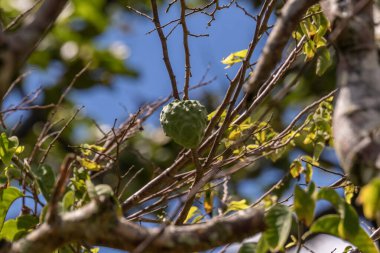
[160,100,208,148]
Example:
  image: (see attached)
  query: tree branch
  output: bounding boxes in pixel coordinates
[0,0,68,101]
[0,196,265,253]
[9,0,68,62]
[323,0,380,185]
[244,0,318,101]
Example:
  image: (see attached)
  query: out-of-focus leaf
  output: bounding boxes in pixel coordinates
[0,215,39,241]
[290,160,302,179]
[62,191,75,211]
[294,184,315,226]
[0,187,23,231]
[318,188,359,240]
[225,199,250,213]
[0,133,21,166]
[79,158,102,171]
[357,178,380,220]
[338,202,359,240]
[238,242,257,253]
[204,189,213,215]
[310,215,377,253]
[31,165,56,201]
[255,236,269,253]
[316,47,331,76]
[344,183,356,204]
[304,163,313,184]
[264,204,293,251]
[72,0,108,32]
[317,188,341,208]
[313,141,325,161]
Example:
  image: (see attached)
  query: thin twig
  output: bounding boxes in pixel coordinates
[150,0,179,100]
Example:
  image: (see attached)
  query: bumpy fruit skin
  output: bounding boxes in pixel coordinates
[160,100,208,148]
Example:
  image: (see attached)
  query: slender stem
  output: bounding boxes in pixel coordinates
[174,149,203,224]
[150,0,180,100]
[180,0,191,100]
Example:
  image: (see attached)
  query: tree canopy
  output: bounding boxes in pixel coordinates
[0,0,379,253]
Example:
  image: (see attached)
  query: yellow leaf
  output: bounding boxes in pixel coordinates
[263,195,277,209]
[221,49,248,68]
[228,129,242,141]
[225,199,249,213]
[246,144,258,150]
[357,179,380,220]
[79,158,102,171]
[15,146,24,154]
[184,206,200,223]
[81,143,105,156]
[290,160,303,179]
[344,183,356,204]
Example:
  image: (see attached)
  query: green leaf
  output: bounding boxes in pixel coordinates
[4,164,21,181]
[290,160,302,179]
[0,187,23,231]
[294,184,315,226]
[0,215,39,241]
[304,19,317,36]
[221,49,248,68]
[317,188,359,239]
[343,246,354,253]
[255,236,270,253]
[264,204,293,251]
[304,163,313,184]
[72,0,108,32]
[316,12,330,37]
[310,215,378,253]
[238,242,257,253]
[316,47,331,76]
[292,30,303,40]
[62,191,75,211]
[303,40,316,60]
[0,133,20,166]
[317,188,342,208]
[31,165,56,201]
[338,203,359,240]
[39,205,48,223]
[310,214,340,235]
[313,141,325,161]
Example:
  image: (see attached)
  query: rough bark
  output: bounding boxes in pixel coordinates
[0,196,265,253]
[322,0,380,185]
[0,0,68,101]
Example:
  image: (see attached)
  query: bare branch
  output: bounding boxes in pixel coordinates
[150,0,180,100]
[245,0,318,100]
[179,0,192,100]
[9,0,68,62]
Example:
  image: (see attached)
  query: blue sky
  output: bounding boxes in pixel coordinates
[68,1,268,126]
